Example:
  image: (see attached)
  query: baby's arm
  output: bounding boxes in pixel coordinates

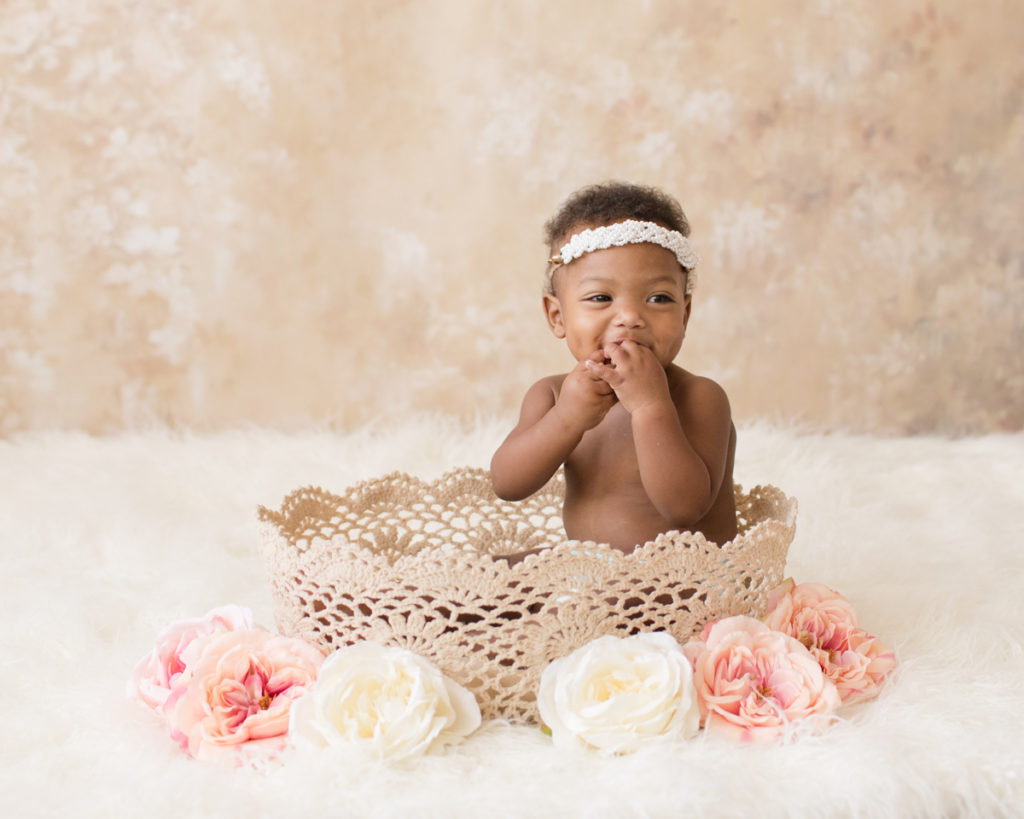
[490,352,616,500]
[589,341,732,526]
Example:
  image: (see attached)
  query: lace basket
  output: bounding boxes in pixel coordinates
[257,468,796,724]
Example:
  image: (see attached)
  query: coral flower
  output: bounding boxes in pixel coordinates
[764,580,896,704]
[684,615,840,743]
[128,604,254,714]
[827,629,898,703]
[165,628,324,762]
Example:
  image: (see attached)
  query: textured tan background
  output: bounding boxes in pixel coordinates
[1,0,1021,436]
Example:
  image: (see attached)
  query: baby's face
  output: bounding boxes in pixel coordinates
[544,241,691,367]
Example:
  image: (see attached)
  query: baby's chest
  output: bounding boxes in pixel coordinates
[568,413,640,484]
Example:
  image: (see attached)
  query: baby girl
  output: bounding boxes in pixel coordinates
[491,181,736,557]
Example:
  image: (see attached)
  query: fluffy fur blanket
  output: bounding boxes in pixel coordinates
[2,419,1022,818]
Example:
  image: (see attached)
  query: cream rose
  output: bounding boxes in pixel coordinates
[288,642,481,760]
[537,632,700,755]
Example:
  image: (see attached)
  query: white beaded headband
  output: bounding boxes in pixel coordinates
[545,219,700,295]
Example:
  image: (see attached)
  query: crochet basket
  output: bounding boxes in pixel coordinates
[257,467,796,724]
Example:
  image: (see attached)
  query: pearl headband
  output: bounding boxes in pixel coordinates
[545,219,700,295]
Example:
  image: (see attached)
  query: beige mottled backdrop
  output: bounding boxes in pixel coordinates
[1,0,1021,435]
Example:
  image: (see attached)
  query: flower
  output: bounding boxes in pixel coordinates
[763,580,860,654]
[684,615,840,743]
[288,642,481,760]
[164,628,325,762]
[764,580,896,704]
[128,604,254,714]
[537,632,699,755]
[827,629,897,703]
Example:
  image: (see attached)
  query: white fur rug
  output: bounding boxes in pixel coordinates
[2,418,1022,818]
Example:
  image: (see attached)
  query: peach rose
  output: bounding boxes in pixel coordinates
[165,628,325,762]
[764,580,859,653]
[128,604,254,714]
[764,580,896,703]
[829,629,898,704]
[684,615,840,743]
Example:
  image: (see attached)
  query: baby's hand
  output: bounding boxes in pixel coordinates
[587,341,672,415]
[554,351,618,432]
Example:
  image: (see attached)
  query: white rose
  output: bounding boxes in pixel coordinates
[538,632,700,755]
[288,642,480,760]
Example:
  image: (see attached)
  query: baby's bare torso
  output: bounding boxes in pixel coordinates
[556,369,737,551]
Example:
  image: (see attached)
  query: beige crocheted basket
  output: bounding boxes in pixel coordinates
[257,468,796,724]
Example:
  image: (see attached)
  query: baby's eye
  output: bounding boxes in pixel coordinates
[648,293,675,303]
[584,294,612,303]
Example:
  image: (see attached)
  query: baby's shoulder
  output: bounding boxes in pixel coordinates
[529,372,568,398]
[518,373,566,412]
[667,367,732,418]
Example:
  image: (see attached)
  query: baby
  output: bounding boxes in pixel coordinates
[490,182,737,558]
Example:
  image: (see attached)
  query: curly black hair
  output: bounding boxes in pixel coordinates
[543,181,691,252]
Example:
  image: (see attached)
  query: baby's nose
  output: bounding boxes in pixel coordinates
[614,301,645,326]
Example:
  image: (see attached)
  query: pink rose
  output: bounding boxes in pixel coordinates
[764,580,860,651]
[684,615,840,743]
[829,629,898,704]
[764,580,896,703]
[165,628,324,762]
[128,604,254,714]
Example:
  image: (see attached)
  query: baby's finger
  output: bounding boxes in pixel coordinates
[606,338,633,354]
[603,343,631,367]
[588,362,623,388]
[587,359,623,388]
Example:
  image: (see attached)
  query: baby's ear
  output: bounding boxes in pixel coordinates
[542,292,566,339]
